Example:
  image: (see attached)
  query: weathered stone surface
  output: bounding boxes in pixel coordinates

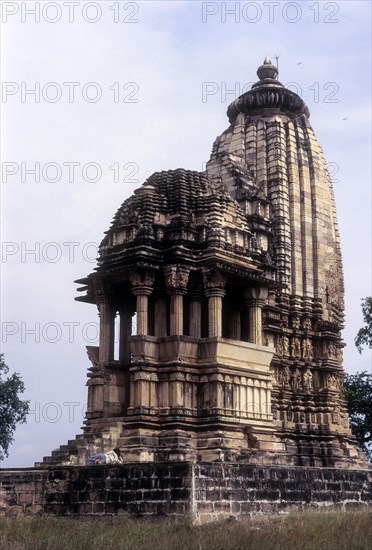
[1,463,371,521]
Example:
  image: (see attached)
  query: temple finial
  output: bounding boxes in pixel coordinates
[257,56,278,81]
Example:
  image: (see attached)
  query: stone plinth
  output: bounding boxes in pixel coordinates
[1,463,371,521]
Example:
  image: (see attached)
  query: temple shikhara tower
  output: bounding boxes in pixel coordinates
[42,58,365,468]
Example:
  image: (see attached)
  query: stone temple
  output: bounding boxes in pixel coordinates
[41,58,366,469]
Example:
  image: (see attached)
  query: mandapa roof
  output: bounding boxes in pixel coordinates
[102,168,250,241]
[96,168,256,272]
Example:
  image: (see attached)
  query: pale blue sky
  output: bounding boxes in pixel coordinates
[1,0,371,467]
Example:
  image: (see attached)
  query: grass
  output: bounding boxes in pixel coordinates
[0,510,371,550]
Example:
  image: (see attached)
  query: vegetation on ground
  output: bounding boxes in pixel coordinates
[342,297,372,461]
[0,510,371,550]
[344,371,372,460]
[0,354,29,461]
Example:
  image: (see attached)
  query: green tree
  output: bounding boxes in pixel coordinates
[0,354,29,460]
[344,371,372,461]
[354,296,372,353]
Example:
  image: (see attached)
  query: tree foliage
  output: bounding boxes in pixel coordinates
[0,354,29,460]
[354,296,372,354]
[344,371,372,461]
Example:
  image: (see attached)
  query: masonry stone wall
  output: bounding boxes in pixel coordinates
[0,463,371,522]
[0,463,192,518]
[193,464,372,522]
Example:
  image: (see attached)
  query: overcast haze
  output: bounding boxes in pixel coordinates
[1,0,371,467]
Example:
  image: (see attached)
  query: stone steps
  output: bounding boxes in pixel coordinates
[35,423,124,467]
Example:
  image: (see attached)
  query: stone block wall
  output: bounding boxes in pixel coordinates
[0,463,371,521]
[0,463,192,517]
[193,464,372,522]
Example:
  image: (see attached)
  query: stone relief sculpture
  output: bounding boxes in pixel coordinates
[302,339,313,361]
[302,369,313,394]
[291,368,302,394]
[282,336,290,357]
[291,337,301,358]
[292,316,301,330]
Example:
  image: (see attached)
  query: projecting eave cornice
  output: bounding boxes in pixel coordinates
[227,57,310,124]
[227,86,310,124]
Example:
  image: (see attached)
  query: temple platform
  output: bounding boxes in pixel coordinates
[1,462,371,522]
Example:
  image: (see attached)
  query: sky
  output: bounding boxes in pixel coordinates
[0,0,371,468]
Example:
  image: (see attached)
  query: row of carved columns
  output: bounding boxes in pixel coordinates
[95,269,269,366]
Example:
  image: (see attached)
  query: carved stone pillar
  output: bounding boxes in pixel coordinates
[171,294,184,335]
[164,265,189,336]
[189,298,202,338]
[118,303,134,365]
[95,282,115,365]
[244,287,268,345]
[154,298,167,336]
[92,380,104,418]
[189,280,203,338]
[203,270,226,338]
[229,309,241,340]
[85,346,104,419]
[130,272,155,336]
[118,302,134,414]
